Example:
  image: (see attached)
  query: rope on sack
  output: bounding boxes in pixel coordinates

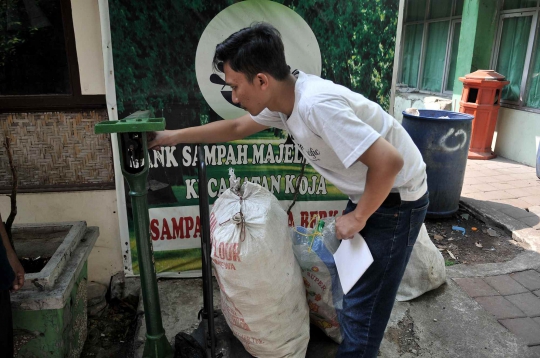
[286,133,307,215]
[233,198,247,242]
[217,168,247,241]
[286,157,307,215]
[219,197,246,242]
[219,212,246,242]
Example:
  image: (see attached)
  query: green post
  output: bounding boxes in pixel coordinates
[95,111,173,358]
[451,0,499,106]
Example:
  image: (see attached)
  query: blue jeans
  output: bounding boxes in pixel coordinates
[336,192,429,358]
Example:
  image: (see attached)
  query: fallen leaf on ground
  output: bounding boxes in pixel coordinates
[475,241,483,248]
[447,250,456,260]
[448,238,454,241]
[434,234,444,241]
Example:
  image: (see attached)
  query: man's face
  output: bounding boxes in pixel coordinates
[223,62,267,116]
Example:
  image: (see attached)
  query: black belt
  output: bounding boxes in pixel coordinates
[381,192,401,207]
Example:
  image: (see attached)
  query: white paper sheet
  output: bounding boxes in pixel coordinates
[333,233,374,295]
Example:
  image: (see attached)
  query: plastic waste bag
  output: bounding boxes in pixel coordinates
[397,224,446,301]
[290,218,343,343]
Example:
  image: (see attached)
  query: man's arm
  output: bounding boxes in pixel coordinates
[335,137,404,239]
[0,215,24,291]
[148,114,268,150]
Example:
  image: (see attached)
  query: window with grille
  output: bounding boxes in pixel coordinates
[399,0,463,94]
[0,0,104,111]
[492,0,540,110]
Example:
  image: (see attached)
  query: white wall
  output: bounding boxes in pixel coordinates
[494,108,540,167]
[0,190,122,285]
[393,92,452,123]
[71,0,106,95]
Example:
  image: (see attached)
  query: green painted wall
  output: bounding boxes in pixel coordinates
[495,108,540,166]
[472,0,498,72]
[452,0,499,95]
[13,263,88,358]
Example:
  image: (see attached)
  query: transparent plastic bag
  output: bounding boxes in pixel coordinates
[291,217,343,343]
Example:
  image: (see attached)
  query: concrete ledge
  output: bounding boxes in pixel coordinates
[460,197,540,253]
[15,221,87,290]
[447,251,540,279]
[11,227,99,311]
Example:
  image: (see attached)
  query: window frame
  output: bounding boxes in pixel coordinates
[398,0,463,96]
[491,2,540,113]
[0,0,105,112]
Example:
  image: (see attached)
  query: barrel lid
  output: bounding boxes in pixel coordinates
[463,70,506,81]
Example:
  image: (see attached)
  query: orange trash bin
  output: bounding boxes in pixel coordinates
[458,70,509,160]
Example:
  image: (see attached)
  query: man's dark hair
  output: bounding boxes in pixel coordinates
[212,22,290,82]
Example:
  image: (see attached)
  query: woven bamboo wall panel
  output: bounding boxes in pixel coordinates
[0,110,114,189]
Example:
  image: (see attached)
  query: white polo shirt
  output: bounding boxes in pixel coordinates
[251,71,427,203]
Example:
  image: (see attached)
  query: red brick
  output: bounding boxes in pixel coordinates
[484,275,528,296]
[505,293,540,317]
[453,277,499,298]
[475,296,526,319]
[498,318,540,346]
[510,270,540,291]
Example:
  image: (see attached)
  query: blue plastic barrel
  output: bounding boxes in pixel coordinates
[402,109,473,217]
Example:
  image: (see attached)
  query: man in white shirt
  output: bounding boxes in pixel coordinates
[149,22,428,358]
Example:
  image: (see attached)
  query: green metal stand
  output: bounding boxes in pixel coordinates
[95,111,173,358]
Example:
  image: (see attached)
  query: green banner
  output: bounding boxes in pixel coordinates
[109,0,398,276]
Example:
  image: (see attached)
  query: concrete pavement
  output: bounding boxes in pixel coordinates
[449,157,540,356]
[134,156,540,357]
[461,157,540,252]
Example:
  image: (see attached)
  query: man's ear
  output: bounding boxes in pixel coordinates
[256,73,269,90]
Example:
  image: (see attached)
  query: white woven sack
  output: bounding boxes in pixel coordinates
[210,180,310,357]
[397,223,446,301]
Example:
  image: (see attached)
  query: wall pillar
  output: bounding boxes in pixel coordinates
[451,0,499,109]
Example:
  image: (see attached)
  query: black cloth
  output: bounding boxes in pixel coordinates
[0,239,14,291]
[0,290,14,358]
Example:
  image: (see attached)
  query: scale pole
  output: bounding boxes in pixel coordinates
[95,112,173,358]
[197,145,217,357]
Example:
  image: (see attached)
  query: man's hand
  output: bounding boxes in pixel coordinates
[148,130,178,151]
[7,251,24,292]
[0,214,25,292]
[335,212,367,240]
